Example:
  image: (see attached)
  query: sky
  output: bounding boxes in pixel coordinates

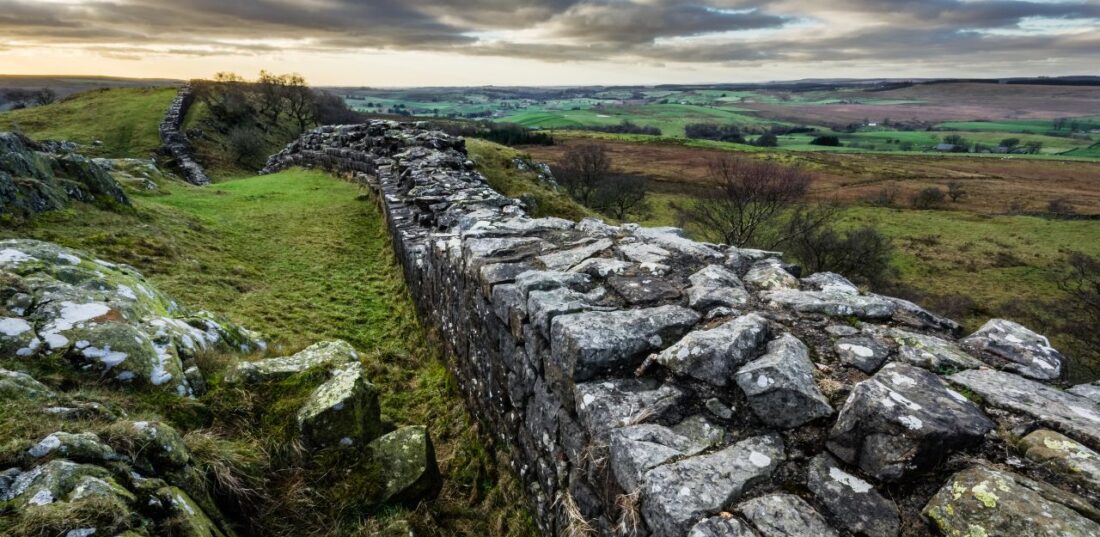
[0,0,1098,86]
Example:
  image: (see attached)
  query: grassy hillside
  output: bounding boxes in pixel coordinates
[1,170,534,537]
[501,103,775,136]
[0,87,177,158]
[466,138,594,221]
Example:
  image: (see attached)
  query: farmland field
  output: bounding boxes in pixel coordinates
[344,81,1100,160]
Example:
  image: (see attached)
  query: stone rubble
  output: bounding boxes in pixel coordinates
[261,121,1097,537]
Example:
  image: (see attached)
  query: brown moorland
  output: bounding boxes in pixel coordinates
[522,136,1100,214]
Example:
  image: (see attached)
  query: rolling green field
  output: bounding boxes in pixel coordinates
[500,103,776,136]
[0,87,178,158]
[937,117,1100,134]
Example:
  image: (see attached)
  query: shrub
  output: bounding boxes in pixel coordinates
[1048,198,1076,217]
[810,135,841,147]
[228,125,267,167]
[684,123,746,143]
[946,181,967,202]
[869,184,900,207]
[911,187,945,209]
[753,133,779,147]
[786,216,895,286]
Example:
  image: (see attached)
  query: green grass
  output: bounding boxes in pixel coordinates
[500,103,776,137]
[937,117,1100,134]
[1,170,535,537]
[0,87,178,158]
[467,138,595,221]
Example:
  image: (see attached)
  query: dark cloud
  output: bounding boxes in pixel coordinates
[0,0,1097,70]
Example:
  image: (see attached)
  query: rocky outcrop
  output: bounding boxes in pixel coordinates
[0,239,264,395]
[159,84,211,186]
[263,121,1097,537]
[0,132,130,219]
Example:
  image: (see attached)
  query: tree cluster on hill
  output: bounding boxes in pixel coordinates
[684,123,746,143]
[193,71,366,167]
[572,120,662,136]
[0,87,56,109]
[552,143,650,219]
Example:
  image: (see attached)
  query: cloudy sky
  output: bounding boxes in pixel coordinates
[1,0,1098,85]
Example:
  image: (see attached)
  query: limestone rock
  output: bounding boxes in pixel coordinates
[737,494,839,537]
[806,453,899,537]
[537,239,613,271]
[744,260,799,290]
[653,313,769,387]
[687,264,750,310]
[801,272,860,294]
[0,459,117,509]
[828,363,993,481]
[633,227,723,261]
[882,328,984,372]
[764,289,897,320]
[229,340,358,384]
[574,378,684,440]
[368,426,442,504]
[641,435,784,536]
[120,420,191,469]
[297,364,382,448]
[609,424,697,493]
[924,465,1100,537]
[162,486,226,537]
[835,336,891,373]
[949,368,1100,449]
[0,368,53,399]
[1020,429,1100,492]
[1,239,263,395]
[735,333,833,428]
[0,132,130,219]
[27,432,118,464]
[1068,381,1100,403]
[550,305,699,382]
[608,275,681,305]
[689,516,759,537]
[960,319,1064,380]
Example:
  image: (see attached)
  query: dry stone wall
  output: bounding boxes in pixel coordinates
[263,122,1100,537]
[159,84,210,186]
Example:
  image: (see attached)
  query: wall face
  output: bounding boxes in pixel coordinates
[263,122,1100,537]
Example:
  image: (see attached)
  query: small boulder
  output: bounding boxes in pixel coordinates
[297,364,382,449]
[0,368,53,399]
[801,272,860,294]
[641,435,784,536]
[1068,381,1100,404]
[735,333,833,428]
[960,319,1064,380]
[550,305,699,382]
[228,340,359,384]
[737,493,840,537]
[744,260,799,290]
[949,368,1100,450]
[763,289,897,320]
[368,426,442,504]
[835,336,891,373]
[828,363,993,481]
[806,453,899,537]
[924,465,1100,537]
[653,314,769,387]
[1020,429,1100,492]
[609,424,697,493]
[574,378,684,440]
[687,265,750,310]
[27,432,118,464]
[881,328,984,372]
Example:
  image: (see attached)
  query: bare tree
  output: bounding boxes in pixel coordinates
[594,175,650,220]
[255,70,289,127]
[33,88,57,106]
[553,144,612,206]
[681,156,812,248]
[946,181,967,202]
[282,74,316,133]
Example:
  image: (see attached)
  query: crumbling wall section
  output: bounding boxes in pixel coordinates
[159,83,211,186]
[263,122,1100,537]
